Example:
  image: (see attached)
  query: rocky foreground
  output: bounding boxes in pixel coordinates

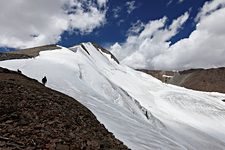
[0,67,128,150]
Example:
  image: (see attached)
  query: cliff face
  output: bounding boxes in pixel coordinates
[0,67,128,150]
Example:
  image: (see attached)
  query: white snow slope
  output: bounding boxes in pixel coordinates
[1,43,225,150]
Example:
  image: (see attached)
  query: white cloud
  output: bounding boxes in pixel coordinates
[0,0,108,48]
[112,6,122,18]
[167,0,185,6]
[167,0,173,6]
[153,2,225,70]
[126,1,137,14]
[112,1,137,19]
[196,0,225,21]
[110,0,225,70]
[97,0,108,7]
[117,19,125,26]
[127,20,145,36]
[110,12,189,69]
[178,0,185,3]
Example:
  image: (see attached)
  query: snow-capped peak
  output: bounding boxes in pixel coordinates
[69,42,119,65]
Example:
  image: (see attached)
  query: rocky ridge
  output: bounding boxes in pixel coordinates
[0,67,128,150]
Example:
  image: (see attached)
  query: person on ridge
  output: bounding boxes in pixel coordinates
[17,69,22,74]
[42,76,47,86]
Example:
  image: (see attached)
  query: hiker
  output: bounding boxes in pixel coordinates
[42,76,47,86]
[17,69,22,74]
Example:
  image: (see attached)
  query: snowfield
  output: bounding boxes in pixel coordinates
[1,43,225,150]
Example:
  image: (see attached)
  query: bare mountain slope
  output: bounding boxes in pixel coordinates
[170,67,225,93]
[8,44,60,57]
[0,45,60,61]
[138,68,225,93]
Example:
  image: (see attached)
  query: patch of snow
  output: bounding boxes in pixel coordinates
[162,74,173,78]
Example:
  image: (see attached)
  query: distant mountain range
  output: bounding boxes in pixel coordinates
[1,43,225,149]
[138,68,225,94]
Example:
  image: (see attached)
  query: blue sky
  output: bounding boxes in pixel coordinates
[0,0,225,70]
[58,0,209,47]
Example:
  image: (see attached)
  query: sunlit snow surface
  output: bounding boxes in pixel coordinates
[1,43,225,150]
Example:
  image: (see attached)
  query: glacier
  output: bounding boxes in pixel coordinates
[1,42,225,150]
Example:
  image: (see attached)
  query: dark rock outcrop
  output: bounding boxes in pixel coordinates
[81,44,90,55]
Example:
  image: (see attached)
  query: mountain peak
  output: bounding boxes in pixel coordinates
[91,42,120,64]
[69,42,120,64]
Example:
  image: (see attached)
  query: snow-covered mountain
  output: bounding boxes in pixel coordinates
[1,42,225,150]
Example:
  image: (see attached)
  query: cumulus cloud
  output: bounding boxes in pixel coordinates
[127,20,145,36]
[0,0,108,48]
[110,0,225,70]
[196,0,225,21]
[110,12,189,69]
